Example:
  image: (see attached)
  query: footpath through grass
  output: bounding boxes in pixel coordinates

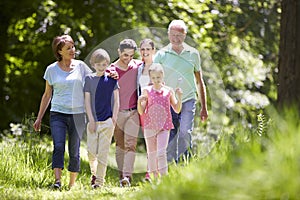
[1,107,300,199]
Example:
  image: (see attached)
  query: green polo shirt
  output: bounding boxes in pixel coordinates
[153,43,201,102]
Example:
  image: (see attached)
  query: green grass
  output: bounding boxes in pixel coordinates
[0,132,146,200]
[1,107,300,199]
[131,108,300,199]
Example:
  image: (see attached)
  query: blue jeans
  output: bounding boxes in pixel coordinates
[167,99,196,163]
[50,112,85,172]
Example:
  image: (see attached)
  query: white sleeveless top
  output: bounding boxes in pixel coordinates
[139,74,151,89]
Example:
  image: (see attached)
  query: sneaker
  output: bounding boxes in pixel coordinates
[91,175,96,186]
[144,172,151,183]
[120,176,131,187]
[51,181,61,190]
[91,184,100,189]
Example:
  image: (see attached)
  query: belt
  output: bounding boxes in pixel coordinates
[123,107,137,111]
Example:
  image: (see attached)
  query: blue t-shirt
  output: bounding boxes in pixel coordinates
[84,73,118,121]
[44,60,92,114]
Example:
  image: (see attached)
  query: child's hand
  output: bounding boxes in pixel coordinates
[175,87,183,99]
[138,95,148,106]
[112,117,117,126]
[88,121,96,133]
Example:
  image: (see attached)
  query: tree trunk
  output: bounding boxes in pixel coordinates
[0,4,10,129]
[277,0,300,109]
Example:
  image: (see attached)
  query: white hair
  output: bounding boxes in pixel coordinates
[168,20,188,33]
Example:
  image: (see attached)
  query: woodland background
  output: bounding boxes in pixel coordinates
[0,0,297,132]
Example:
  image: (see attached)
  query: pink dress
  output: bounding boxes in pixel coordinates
[144,86,174,131]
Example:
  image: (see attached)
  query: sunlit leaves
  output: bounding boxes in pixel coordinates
[8,13,37,42]
[5,54,38,78]
[35,0,57,33]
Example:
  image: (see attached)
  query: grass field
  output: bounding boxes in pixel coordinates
[1,108,300,199]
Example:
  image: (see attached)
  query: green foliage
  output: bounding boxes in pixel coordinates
[199,0,280,127]
[1,1,280,134]
[131,107,300,199]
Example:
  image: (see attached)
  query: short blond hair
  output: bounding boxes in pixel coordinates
[89,48,110,66]
[149,63,164,76]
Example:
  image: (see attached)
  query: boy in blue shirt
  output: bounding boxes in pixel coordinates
[84,48,120,189]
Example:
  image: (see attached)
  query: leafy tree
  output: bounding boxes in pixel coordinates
[1,0,281,132]
[0,0,40,129]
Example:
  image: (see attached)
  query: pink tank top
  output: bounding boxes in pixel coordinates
[144,86,174,131]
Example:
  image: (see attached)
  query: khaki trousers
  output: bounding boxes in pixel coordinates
[114,109,140,179]
[87,118,114,186]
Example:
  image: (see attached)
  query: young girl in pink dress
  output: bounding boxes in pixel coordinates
[137,63,182,179]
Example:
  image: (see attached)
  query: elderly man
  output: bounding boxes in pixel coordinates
[154,20,208,163]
